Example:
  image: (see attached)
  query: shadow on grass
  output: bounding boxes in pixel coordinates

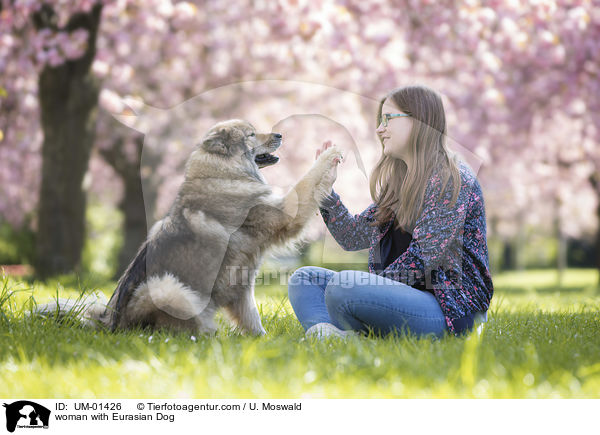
[495,286,596,295]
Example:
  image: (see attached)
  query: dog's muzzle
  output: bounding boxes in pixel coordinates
[254,152,279,167]
[254,134,282,168]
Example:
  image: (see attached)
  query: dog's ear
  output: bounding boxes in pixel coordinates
[201,130,229,155]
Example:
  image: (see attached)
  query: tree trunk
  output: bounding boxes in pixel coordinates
[488,215,499,275]
[100,136,159,278]
[33,4,103,279]
[596,199,600,287]
[589,171,600,287]
[554,195,567,288]
[501,239,514,270]
[502,215,526,271]
[515,213,526,271]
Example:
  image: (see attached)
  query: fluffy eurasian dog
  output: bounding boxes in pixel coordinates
[37,119,342,336]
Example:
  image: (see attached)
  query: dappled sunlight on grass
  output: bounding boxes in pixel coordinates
[493,268,598,291]
[490,268,600,314]
[0,268,599,398]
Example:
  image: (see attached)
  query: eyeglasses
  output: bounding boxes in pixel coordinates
[380,113,410,127]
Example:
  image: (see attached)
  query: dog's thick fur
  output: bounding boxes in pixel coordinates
[37,119,342,336]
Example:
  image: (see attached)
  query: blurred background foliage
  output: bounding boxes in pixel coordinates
[0,0,598,283]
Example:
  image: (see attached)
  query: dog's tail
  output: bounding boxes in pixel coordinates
[104,240,149,331]
[32,291,109,329]
[32,241,149,331]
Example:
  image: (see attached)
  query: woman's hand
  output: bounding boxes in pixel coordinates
[316,140,336,161]
[316,140,342,166]
[315,140,342,192]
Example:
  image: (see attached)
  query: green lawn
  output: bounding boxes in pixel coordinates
[0,268,599,398]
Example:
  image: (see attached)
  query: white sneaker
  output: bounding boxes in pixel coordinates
[305,322,358,339]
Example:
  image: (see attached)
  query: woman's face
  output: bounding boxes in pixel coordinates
[376,100,413,160]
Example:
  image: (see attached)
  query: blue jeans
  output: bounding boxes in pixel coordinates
[287,266,450,338]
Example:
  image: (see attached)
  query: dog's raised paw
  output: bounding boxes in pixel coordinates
[319,146,343,163]
[315,146,343,173]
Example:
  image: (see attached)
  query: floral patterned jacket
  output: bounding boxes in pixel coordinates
[319,160,494,335]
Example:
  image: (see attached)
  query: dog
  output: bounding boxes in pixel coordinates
[36,119,343,336]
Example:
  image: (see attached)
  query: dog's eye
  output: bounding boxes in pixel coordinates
[249,132,255,137]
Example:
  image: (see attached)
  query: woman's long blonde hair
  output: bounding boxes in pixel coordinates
[370,85,461,232]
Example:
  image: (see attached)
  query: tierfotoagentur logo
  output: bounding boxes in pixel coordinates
[2,401,50,432]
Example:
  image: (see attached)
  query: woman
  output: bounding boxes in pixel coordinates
[287,85,494,339]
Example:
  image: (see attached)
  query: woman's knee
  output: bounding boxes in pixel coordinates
[288,266,310,287]
[325,270,372,293]
[287,267,308,302]
[287,266,331,298]
[288,266,324,285]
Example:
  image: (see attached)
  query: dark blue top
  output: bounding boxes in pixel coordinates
[373,223,432,294]
[376,223,412,270]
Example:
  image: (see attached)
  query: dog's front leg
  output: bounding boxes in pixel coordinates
[278,146,343,234]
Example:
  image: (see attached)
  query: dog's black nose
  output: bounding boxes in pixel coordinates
[273,133,282,139]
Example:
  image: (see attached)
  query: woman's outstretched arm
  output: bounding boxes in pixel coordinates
[319,190,377,251]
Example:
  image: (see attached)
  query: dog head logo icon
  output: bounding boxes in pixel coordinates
[3,401,50,433]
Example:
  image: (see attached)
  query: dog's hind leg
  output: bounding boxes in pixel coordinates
[191,300,219,335]
[151,301,218,336]
[224,287,266,336]
[123,273,215,332]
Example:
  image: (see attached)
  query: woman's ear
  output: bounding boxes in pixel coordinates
[201,130,229,155]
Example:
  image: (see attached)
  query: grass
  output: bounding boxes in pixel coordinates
[0,268,599,398]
